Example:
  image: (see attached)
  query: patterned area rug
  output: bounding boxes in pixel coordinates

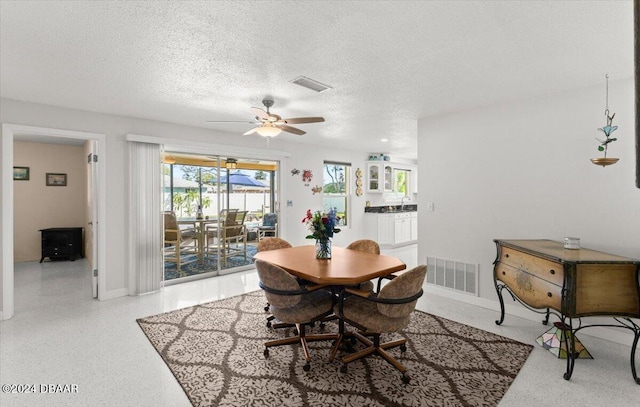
[164,245,258,281]
[137,291,533,406]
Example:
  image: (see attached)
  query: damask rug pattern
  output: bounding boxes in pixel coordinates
[137,291,533,406]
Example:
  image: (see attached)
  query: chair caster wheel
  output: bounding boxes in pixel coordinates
[264,306,270,312]
[319,323,326,330]
[293,329,299,336]
[266,321,272,328]
[349,336,357,345]
[402,373,411,384]
[303,363,310,372]
[340,365,348,373]
[264,349,269,358]
[400,344,407,352]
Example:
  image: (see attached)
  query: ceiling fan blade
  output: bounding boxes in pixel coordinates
[243,127,259,136]
[280,125,306,135]
[283,117,325,124]
[206,120,256,123]
[251,107,269,120]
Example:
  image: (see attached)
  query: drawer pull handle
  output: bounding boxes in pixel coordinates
[550,269,555,275]
[547,292,552,298]
[502,271,506,276]
[505,254,509,258]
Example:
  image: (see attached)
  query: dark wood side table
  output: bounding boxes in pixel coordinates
[493,239,640,384]
[39,227,83,263]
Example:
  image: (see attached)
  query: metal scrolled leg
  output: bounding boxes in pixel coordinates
[630,324,640,385]
[542,308,550,325]
[563,318,576,381]
[495,284,506,325]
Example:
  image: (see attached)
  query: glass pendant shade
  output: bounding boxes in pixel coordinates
[256,125,282,138]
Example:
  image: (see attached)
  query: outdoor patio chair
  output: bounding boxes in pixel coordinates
[163,211,199,274]
[258,213,278,241]
[218,210,247,266]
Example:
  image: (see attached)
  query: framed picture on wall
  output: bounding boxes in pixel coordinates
[13,166,30,181]
[46,173,67,186]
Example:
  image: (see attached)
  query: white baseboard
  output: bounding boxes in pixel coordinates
[100,288,129,301]
[424,284,638,347]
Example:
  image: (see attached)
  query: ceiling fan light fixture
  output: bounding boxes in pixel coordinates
[256,125,282,138]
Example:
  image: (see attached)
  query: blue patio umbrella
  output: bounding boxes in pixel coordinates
[219,171,268,188]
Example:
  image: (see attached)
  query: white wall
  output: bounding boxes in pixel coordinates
[417,78,639,302]
[0,98,373,310]
[280,149,370,248]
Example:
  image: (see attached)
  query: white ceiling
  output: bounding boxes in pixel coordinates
[0,1,634,159]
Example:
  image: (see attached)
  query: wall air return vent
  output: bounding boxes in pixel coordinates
[290,76,332,93]
[426,256,478,296]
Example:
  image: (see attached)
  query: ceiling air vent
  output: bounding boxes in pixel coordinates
[290,76,332,93]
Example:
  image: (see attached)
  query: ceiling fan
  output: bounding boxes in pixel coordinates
[207,99,324,137]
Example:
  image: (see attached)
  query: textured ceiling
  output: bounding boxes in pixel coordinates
[0,1,634,159]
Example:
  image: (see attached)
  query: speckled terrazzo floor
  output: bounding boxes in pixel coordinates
[1,245,639,406]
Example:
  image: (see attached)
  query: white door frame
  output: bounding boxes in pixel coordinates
[1,123,107,320]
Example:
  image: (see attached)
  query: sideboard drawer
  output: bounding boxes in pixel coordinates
[496,262,562,310]
[500,246,564,286]
[574,264,640,316]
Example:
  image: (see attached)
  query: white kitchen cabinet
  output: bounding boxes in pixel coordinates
[367,162,399,193]
[367,163,383,193]
[383,165,393,192]
[394,212,411,244]
[364,212,416,246]
[410,212,418,241]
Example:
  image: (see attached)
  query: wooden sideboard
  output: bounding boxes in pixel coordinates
[493,239,640,384]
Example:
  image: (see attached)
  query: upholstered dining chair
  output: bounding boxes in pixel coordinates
[334,264,427,383]
[256,259,338,371]
[345,239,380,293]
[257,237,293,329]
[163,211,199,273]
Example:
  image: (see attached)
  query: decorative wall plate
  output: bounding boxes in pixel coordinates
[356,186,363,196]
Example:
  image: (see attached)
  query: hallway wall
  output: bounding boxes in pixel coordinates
[13,141,86,262]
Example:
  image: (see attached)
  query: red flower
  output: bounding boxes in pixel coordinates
[301,209,312,223]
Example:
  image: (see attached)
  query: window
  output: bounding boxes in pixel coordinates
[394,168,410,196]
[384,168,412,202]
[323,161,350,226]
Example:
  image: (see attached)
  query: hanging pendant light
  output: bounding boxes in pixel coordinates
[225,158,238,169]
[591,74,619,167]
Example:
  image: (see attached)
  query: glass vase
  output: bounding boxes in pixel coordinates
[315,238,332,259]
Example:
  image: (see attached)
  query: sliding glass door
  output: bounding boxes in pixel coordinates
[161,152,278,283]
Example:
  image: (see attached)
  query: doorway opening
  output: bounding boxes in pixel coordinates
[1,124,107,320]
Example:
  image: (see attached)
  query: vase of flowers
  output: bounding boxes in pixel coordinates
[302,208,341,259]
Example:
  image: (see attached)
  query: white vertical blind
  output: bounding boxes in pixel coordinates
[128,141,162,294]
